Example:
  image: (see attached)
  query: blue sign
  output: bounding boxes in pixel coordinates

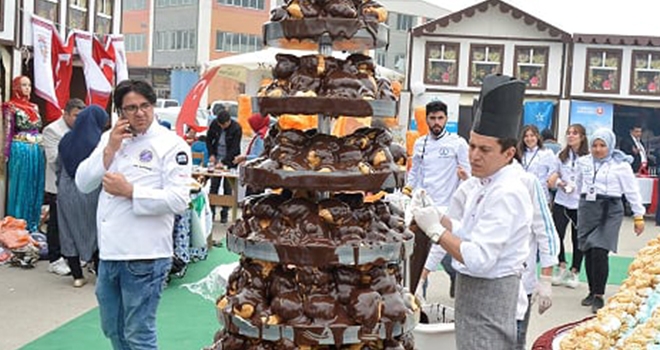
[569,100,614,139]
[523,101,554,131]
[446,121,458,134]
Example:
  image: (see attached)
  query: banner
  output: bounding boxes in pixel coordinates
[75,31,114,108]
[107,35,129,83]
[31,15,74,122]
[523,101,554,132]
[176,65,221,136]
[569,100,614,139]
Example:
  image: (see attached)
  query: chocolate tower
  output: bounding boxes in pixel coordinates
[208,2,419,349]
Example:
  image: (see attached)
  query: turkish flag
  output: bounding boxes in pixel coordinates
[74,31,113,109]
[31,15,74,122]
[176,65,221,136]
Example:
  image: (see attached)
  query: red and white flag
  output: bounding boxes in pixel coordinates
[74,31,114,109]
[107,35,129,84]
[31,15,75,122]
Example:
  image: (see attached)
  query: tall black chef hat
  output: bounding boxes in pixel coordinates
[472,74,526,140]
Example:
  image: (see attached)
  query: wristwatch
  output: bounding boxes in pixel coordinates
[430,231,442,244]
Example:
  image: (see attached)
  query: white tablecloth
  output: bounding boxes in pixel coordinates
[637,177,655,205]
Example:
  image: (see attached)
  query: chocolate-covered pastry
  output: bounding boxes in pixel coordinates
[377,77,397,101]
[271,291,306,322]
[323,0,358,18]
[349,289,382,330]
[356,0,388,22]
[269,6,289,21]
[389,143,407,169]
[290,55,321,95]
[273,54,300,81]
[322,59,365,99]
[381,291,409,323]
[347,53,378,98]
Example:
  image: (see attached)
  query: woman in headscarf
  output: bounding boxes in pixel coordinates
[576,128,645,313]
[57,105,108,287]
[2,76,45,232]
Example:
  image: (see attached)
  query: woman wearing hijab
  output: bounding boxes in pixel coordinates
[57,105,108,287]
[2,76,45,232]
[233,113,270,195]
[576,128,645,313]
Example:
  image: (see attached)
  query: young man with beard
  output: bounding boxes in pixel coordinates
[406,100,470,297]
[412,74,533,350]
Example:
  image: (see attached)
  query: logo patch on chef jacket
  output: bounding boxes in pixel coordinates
[438,147,451,157]
[139,150,153,163]
[176,151,189,165]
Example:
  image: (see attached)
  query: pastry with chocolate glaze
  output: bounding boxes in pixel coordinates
[290,55,322,95]
[356,0,388,22]
[377,77,397,101]
[347,53,378,98]
[323,0,358,18]
[349,289,383,330]
[322,59,365,99]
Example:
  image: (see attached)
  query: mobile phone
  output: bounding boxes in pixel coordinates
[124,124,137,136]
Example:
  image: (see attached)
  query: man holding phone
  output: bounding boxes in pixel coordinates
[75,80,191,350]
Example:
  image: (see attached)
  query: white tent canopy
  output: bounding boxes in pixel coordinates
[203,47,404,95]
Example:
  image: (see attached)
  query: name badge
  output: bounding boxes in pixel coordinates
[586,185,597,202]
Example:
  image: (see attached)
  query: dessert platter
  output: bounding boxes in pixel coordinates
[532,235,660,350]
[206,1,420,349]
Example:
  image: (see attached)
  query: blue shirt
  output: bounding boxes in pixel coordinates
[191,141,209,166]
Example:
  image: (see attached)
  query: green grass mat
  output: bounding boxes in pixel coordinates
[21,246,239,350]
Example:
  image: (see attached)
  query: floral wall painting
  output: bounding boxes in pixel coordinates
[585,48,622,94]
[424,42,460,86]
[469,44,504,87]
[515,46,548,90]
[631,50,660,95]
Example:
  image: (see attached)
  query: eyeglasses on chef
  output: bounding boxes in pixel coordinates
[121,102,153,115]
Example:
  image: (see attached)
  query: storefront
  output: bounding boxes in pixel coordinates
[405,0,571,140]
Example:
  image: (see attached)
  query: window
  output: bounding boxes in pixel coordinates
[375,50,386,67]
[68,0,88,30]
[425,42,460,86]
[514,46,549,90]
[35,0,60,25]
[124,0,146,10]
[585,48,622,93]
[156,0,193,7]
[469,44,504,87]
[216,0,265,10]
[155,30,196,51]
[215,31,262,53]
[95,0,113,35]
[396,14,414,31]
[125,34,145,52]
[630,50,660,95]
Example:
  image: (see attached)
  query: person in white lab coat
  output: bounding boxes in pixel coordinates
[547,124,590,288]
[576,128,645,313]
[406,100,470,298]
[76,80,191,350]
[517,124,556,204]
[412,74,533,350]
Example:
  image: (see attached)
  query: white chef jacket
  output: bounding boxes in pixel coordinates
[42,118,71,194]
[426,162,558,292]
[521,146,555,203]
[449,164,532,279]
[552,151,582,210]
[407,131,470,207]
[576,155,645,216]
[76,119,191,260]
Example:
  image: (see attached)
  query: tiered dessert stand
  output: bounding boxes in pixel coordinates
[209,4,419,349]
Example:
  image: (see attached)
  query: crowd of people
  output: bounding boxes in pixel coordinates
[409,74,646,349]
[0,70,651,350]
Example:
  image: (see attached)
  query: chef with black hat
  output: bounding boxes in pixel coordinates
[412,74,532,350]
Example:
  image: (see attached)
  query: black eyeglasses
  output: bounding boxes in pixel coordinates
[121,102,152,115]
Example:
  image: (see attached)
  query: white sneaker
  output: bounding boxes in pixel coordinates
[48,258,71,276]
[551,267,566,286]
[565,271,580,289]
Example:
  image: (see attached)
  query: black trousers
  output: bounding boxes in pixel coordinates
[552,203,583,272]
[210,176,232,218]
[584,247,609,295]
[45,192,61,263]
[66,251,99,280]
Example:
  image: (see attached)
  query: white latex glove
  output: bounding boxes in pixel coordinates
[532,275,553,315]
[411,206,444,240]
[406,188,431,226]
